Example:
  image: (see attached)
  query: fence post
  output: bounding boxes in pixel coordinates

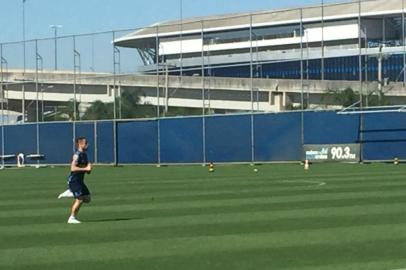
[112,31,119,166]
[0,43,4,169]
[94,121,98,164]
[358,0,364,162]
[249,14,255,164]
[200,20,206,165]
[35,39,41,166]
[155,26,161,166]
[72,35,77,152]
[300,8,305,151]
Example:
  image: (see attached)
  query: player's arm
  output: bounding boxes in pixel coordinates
[70,155,92,172]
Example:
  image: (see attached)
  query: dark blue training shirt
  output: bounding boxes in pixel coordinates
[68,150,88,183]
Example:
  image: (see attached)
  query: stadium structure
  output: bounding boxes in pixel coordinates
[114,0,406,110]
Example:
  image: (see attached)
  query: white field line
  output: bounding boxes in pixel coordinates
[279,180,326,187]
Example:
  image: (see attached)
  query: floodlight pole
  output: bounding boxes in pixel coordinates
[321,0,325,81]
[300,9,304,111]
[358,0,363,109]
[155,26,161,166]
[112,31,118,166]
[112,31,117,121]
[300,8,305,150]
[165,64,169,114]
[35,40,41,162]
[305,29,310,108]
[22,0,27,123]
[72,36,80,153]
[0,44,4,169]
[403,0,405,87]
[249,14,255,164]
[358,0,364,163]
[179,0,183,79]
[377,45,384,103]
[251,31,260,111]
[49,25,62,71]
[201,20,206,165]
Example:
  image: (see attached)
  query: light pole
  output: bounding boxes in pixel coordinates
[22,0,28,123]
[321,0,324,81]
[41,85,54,121]
[179,0,183,78]
[49,25,62,71]
[252,31,261,111]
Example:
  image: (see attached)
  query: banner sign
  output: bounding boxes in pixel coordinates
[303,144,360,162]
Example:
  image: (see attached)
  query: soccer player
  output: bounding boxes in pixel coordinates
[67,137,92,224]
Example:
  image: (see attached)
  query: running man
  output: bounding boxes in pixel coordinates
[67,137,92,224]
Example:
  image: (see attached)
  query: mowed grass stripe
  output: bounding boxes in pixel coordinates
[2,172,405,203]
[2,223,406,267]
[7,245,406,270]
[3,202,406,235]
[3,210,406,249]
[1,163,402,184]
[2,185,406,219]
[2,192,406,227]
[3,177,406,210]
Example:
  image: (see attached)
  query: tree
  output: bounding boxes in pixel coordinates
[119,89,155,119]
[328,87,359,108]
[82,100,113,120]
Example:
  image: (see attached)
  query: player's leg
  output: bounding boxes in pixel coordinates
[67,182,91,224]
[71,198,83,216]
[68,199,83,224]
[57,188,74,199]
[67,180,84,224]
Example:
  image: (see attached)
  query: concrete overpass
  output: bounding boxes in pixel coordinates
[1,69,406,115]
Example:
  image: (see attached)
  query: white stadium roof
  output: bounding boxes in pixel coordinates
[114,0,404,47]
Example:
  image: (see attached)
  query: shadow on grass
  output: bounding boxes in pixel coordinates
[86,217,143,223]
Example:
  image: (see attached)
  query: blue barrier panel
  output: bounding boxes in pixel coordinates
[4,124,37,164]
[160,117,203,163]
[205,114,251,162]
[75,122,95,162]
[254,113,302,161]
[39,122,73,164]
[362,113,406,160]
[304,111,360,144]
[117,120,158,164]
[96,121,114,164]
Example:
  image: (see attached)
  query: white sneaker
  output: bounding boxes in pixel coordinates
[58,189,74,199]
[67,216,81,224]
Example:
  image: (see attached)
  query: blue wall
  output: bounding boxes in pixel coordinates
[160,117,204,163]
[96,121,114,164]
[205,114,252,162]
[117,120,158,164]
[254,112,302,161]
[362,113,406,160]
[4,124,37,164]
[39,122,73,164]
[2,111,406,165]
[304,111,360,144]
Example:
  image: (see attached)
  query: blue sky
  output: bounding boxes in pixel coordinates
[0,0,339,43]
[0,0,343,72]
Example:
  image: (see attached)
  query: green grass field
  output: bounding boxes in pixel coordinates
[1,163,406,270]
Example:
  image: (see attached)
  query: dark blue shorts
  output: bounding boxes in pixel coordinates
[69,180,90,199]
